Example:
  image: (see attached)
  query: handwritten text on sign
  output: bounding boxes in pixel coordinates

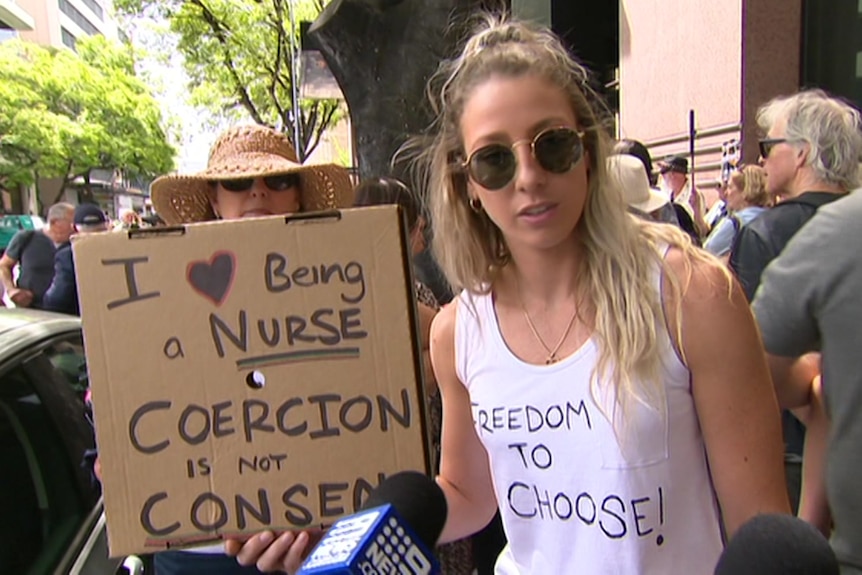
[98,249,416,544]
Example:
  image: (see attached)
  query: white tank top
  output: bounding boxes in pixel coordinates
[454,260,723,574]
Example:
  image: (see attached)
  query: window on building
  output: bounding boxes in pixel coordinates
[58,0,99,36]
[81,0,104,21]
[60,27,76,50]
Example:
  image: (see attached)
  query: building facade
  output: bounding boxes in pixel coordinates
[18,0,117,50]
[0,0,35,37]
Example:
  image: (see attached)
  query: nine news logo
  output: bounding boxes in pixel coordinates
[298,505,440,575]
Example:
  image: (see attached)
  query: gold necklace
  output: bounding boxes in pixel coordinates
[520,295,579,365]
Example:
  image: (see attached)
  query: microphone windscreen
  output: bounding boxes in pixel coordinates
[714,514,838,575]
[362,471,447,548]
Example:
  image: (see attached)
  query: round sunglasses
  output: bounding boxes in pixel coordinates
[213,173,301,193]
[462,127,587,191]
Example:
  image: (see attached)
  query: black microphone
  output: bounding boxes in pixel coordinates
[298,471,447,574]
[715,514,838,575]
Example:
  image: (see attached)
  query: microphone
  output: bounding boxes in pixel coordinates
[714,514,838,575]
[298,471,447,574]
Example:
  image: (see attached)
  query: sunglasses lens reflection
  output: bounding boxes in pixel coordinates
[535,128,583,174]
[467,127,583,191]
[470,146,517,190]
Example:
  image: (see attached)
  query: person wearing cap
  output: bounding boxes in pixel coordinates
[659,155,709,240]
[606,154,673,222]
[42,203,110,315]
[146,124,353,575]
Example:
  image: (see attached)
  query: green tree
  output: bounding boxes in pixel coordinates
[0,37,175,207]
[115,0,338,161]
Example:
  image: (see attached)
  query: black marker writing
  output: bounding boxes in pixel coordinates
[209,309,367,359]
[264,253,367,304]
[473,401,592,435]
[103,257,160,309]
[164,337,185,359]
[505,482,665,542]
[128,391,413,454]
[508,442,553,470]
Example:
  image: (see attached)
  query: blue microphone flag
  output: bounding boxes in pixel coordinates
[298,504,441,575]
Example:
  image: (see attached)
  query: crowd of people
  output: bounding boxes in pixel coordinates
[0,205,151,313]
[4,11,861,575]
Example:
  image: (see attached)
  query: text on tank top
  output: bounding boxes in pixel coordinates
[453,255,724,574]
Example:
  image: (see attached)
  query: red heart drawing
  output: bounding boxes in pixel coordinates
[186,251,236,306]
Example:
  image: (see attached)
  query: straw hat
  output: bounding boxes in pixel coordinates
[151,125,353,225]
[607,154,671,214]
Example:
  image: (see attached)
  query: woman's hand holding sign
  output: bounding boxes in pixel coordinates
[225,529,324,573]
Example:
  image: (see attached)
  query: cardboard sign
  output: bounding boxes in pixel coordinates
[73,206,433,557]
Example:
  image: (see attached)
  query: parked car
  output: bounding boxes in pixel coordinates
[0,308,145,574]
[0,214,46,254]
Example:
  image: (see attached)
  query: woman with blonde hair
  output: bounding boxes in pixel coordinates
[704,165,771,258]
[417,15,788,575]
[227,16,789,575]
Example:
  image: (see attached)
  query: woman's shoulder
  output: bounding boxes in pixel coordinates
[431,297,458,342]
[430,288,488,341]
[662,244,734,303]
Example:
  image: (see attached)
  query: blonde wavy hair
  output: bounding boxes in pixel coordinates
[729,165,771,208]
[415,15,727,429]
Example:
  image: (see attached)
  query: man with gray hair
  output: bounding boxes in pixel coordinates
[730,89,861,301]
[729,89,862,514]
[42,203,109,315]
[0,202,75,308]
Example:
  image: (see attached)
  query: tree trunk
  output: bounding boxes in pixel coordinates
[34,170,44,216]
[52,159,76,207]
[308,0,495,183]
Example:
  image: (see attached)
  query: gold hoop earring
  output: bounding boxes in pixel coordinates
[469,197,482,213]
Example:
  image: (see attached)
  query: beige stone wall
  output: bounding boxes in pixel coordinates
[620,0,743,141]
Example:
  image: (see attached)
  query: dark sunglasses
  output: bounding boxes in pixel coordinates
[758,138,788,159]
[214,173,301,193]
[462,127,586,191]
